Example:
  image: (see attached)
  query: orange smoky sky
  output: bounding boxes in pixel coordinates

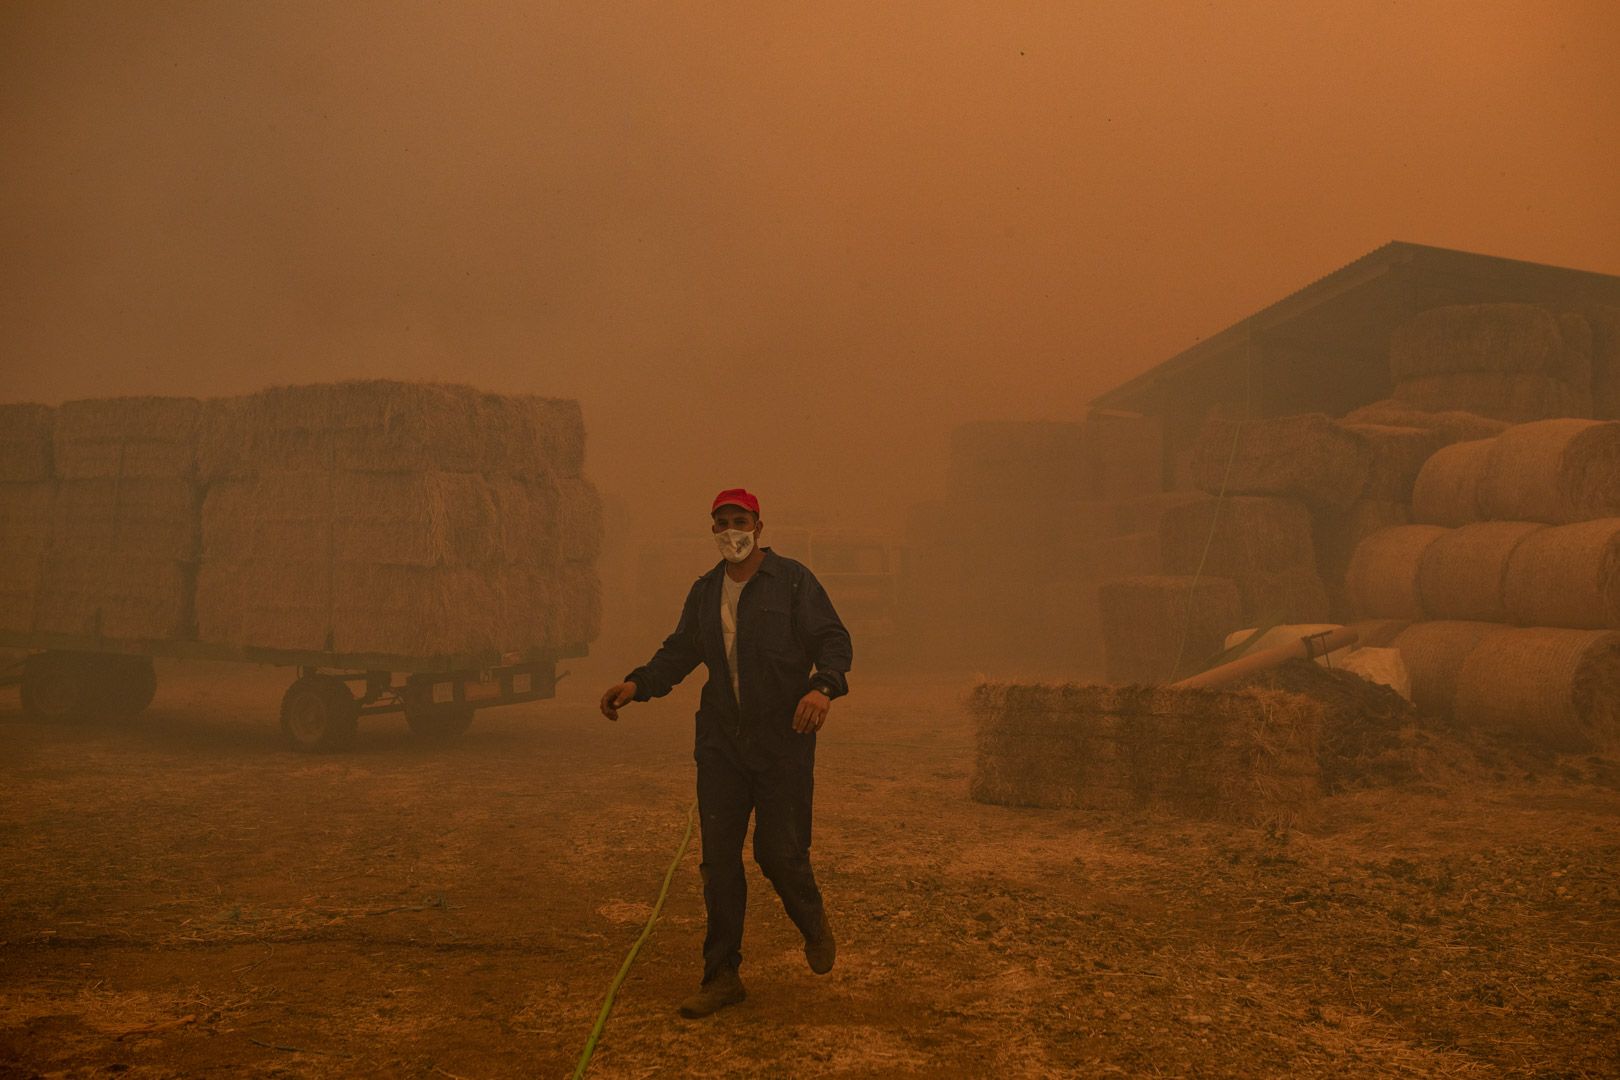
[3,1,1617,534]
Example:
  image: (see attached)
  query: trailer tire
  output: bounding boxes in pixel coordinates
[405,702,476,740]
[20,652,94,722]
[279,674,359,753]
[96,656,157,718]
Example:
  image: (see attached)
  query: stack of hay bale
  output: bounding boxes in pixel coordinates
[967,680,1322,826]
[1341,418,1620,750]
[39,398,202,641]
[0,381,601,661]
[194,382,599,658]
[901,412,1164,671]
[1378,303,1594,422]
[1097,413,1359,683]
[0,405,58,634]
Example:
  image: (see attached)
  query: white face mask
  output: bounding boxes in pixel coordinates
[714,528,756,563]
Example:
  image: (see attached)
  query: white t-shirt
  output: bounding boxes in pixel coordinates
[721,572,744,701]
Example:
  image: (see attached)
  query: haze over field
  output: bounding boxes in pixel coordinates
[4,1,1617,534]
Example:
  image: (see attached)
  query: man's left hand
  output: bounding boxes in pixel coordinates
[793,689,831,734]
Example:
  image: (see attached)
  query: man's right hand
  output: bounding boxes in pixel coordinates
[599,681,637,721]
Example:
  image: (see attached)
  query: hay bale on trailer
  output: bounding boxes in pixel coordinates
[1391,620,1501,719]
[1189,414,1370,509]
[0,404,54,482]
[1389,303,1594,382]
[0,483,54,633]
[967,681,1322,826]
[53,397,200,480]
[1341,400,1510,446]
[1344,525,1448,620]
[1411,438,1494,527]
[1454,628,1620,751]
[1097,574,1242,684]
[1475,419,1620,524]
[1342,424,1441,502]
[1502,519,1620,630]
[1416,521,1546,623]
[198,382,583,480]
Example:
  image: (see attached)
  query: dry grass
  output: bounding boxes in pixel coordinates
[1390,620,1502,719]
[1097,574,1243,685]
[1411,438,1494,527]
[1344,525,1447,620]
[1501,518,1620,630]
[1477,418,1620,524]
[1416,521,1546,623]
[1190,414,1370,510]
[0,403,54,482]
[1454,627,1620,751]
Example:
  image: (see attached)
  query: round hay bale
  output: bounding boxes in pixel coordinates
[1097,574,1243,685]
[1393,371,1585,423]
[1454,628,1620,751]
[1389,303,1593,381]
[1344,525,1448,619]
[1501,519,1620,630]
[1189,414,1370,510]
[1341,400,1510,446]
[1411,438,1495,527]
[1475,418,1620,524]
[1158,495,1316,578]
[1340,424,1440,502]
[1416,521,1546,622]
[1391,620,1502,718]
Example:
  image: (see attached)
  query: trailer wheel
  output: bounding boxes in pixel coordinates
[405,702,476,740]
[96,656,157,717]
[279,674,359,753]
[20,652,94,722]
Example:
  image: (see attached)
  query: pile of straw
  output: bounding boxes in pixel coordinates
[1389,303,1593,382]
[1342,423,1441,502]
[1097,574,1242,684]
[0,483,53,633]
[1502,519,1620,630]
[1454,628,1620,751]
[1344,525,1448,619]
[1475,419,1620,524]
[1393,372,1585,424]
[1416,521,1546,623]
[0,404,54,482]
[1341,400,1509,445]
[198,383,584,481]
[53,397,200,480]
[968,681,1322,826]
[947,421,1089,502]
[1189,414,1369,509]
[1411,438,1494,526]
[1390,620,1501,718]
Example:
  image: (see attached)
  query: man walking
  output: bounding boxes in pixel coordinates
[599,488,852,1018]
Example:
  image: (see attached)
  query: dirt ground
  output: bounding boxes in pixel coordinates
[2,658,1618,1078]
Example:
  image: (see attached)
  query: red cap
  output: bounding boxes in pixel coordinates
[711,488,760,516]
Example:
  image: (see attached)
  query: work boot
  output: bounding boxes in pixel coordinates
[804,910,836,975]
[677,969,746,1019]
